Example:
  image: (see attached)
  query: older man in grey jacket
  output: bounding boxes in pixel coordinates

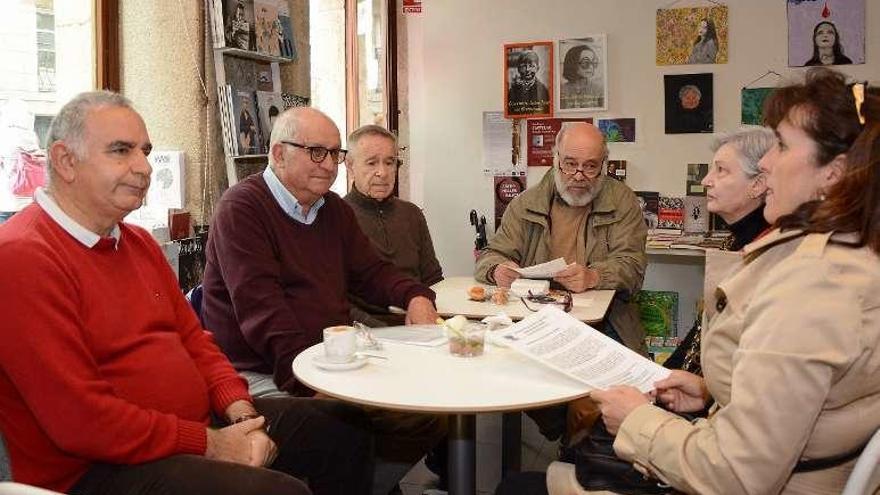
[475,123,648,439]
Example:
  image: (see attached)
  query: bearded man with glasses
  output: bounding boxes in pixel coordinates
[475,123,648,441]
[202,107,445,495]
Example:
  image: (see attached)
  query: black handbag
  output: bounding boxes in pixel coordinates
[559,419,671,495]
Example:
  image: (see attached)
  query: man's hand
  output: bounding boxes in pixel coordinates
[405,296,438,325]
[205,416,269,466]
[493,261,521,288]
[553,263,599,293]
[246,427,278,467]
[590,386,652,435]
[654,370,709,413]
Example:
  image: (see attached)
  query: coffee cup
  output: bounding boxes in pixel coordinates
[323,325,357,363]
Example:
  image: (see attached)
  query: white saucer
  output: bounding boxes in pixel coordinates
[312,354,368,371]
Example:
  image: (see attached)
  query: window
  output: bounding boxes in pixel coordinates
[310,0,396,195]
[0,0,112,214]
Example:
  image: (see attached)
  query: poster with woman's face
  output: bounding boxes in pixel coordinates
[787,0,864,67]
[656,6,728,65]
[504,42,553,119]
[556,36,607,112]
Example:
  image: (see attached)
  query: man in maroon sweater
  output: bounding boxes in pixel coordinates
[0,91,373,494]
[202,107,445,494]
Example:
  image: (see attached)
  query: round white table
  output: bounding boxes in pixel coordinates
[292,340,591,495]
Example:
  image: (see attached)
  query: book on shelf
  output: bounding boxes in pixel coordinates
[633,290,679,338]
[282,92,310,109]
[254,0,282,57]
[657,196,684,230]
[635,191,659,230]
[607,159,626,182]
[686,163,708,196]
[231,89,263,156]
[224,56,278,93]
[256,91,284,153]
[176,232,208,294]
[217,85,238,157]
[277,1,297,59]
[221,0,257,51]
[682,195,709,233]
[493,306,670,393]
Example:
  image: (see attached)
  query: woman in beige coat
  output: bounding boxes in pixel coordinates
[592,69,880,494]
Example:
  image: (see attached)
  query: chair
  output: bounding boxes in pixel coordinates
[842,427,880,495]
[185,284,204,326]
[0,434,10,482]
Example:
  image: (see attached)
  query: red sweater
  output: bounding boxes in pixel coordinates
[202,175,435,395]
[0,205,251,492]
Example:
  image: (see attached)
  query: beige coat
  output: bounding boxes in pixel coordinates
[474,170,648,353]
[614,229,880,494]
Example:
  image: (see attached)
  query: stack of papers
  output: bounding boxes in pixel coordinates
[369,325,447,347]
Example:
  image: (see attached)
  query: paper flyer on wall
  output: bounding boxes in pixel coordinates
[482,111,526,176]
[526,118,593,166]
[493,306,670,392]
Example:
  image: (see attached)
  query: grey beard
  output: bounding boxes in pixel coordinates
[555,171,603,207]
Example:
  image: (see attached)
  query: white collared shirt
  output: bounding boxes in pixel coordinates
[34,188,121,249]
[262,166,325,225]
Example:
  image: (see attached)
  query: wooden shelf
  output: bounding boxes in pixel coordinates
[215,47,292,64]
[230,154,268,160]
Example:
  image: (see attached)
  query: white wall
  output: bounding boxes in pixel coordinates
[404,0,879,279]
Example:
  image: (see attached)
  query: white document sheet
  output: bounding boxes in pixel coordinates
[513,258,569,279]
[493,306,670,392]
[370,325,447,347]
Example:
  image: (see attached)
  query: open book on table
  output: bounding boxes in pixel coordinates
[493,305,670,393]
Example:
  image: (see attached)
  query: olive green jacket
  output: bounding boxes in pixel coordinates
[475,170,648,353]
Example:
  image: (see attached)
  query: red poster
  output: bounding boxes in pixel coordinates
[526,118,593,166]
[494,176,527,230]
[402,0,422,14]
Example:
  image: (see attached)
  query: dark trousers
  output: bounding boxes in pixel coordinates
[494,471,548,495]
[70,397,374,495]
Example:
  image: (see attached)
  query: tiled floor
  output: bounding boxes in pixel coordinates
[399,413,558,495]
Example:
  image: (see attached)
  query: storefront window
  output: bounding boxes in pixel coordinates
[0,0,97,215]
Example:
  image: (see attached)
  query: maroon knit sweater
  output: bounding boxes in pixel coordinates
[202,175,435,395]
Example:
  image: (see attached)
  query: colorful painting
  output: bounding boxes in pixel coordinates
[597,118,636,143]
[556,36,607,112]
[664,73,714,134]
[741,87,775,125]
[787,0,864,67]
[504,42,554,119]
[656,6,728,65]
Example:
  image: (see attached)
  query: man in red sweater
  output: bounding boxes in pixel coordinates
[0,91,374,494]
[201,107,445,494]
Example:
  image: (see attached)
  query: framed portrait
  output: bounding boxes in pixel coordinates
[787,0,864,67]
[556,35,608,112]
[504,41,554,119]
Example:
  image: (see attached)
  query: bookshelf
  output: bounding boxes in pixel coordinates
[207,0,308,186]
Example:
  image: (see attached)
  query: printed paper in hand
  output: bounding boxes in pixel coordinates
[513,258,569,279]
[493,306,670,392]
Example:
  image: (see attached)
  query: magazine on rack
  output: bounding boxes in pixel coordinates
[493,306,670,392]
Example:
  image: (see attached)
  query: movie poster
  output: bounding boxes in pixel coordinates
[494,176,527,230]
[526,118,593,166]
[504,41,554,119]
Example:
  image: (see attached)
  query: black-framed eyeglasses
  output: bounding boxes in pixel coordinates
[520,290,573,313]
[557,156,605,178]
[281,141,347,165]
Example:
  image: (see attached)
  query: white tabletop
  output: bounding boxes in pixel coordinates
[432,276,614,324]
[292,341,590,414]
